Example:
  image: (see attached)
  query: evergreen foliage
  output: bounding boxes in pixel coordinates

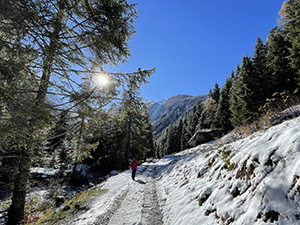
[119,71,154,164]
[153,100,204,156]
[212,82,220,105]
[0,1,154,224]
[285,0,300,85]
[214,75,233,132]
[252,36,271,107]
[229,56,254,126]
[266,27,297,93]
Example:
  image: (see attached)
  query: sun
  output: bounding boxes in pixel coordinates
[95,74,109,87]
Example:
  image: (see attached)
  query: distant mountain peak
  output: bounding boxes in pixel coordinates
[148,94,207,137]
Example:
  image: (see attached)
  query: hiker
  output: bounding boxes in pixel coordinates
[130,158,139,180]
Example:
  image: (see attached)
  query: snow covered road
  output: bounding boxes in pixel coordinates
[66,161,164,225]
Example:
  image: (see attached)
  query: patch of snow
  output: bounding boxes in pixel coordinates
[61,116,300,225]
[30,167,58,177]
[156,116,300,225]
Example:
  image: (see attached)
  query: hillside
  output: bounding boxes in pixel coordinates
[25,114,300,225]
[148,94,207,136]
[157,116,300,224]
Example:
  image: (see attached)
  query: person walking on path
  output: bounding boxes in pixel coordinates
[130,158,139,180]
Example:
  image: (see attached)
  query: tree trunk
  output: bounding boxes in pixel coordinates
[7,140,34,225]
[7,2,64,222]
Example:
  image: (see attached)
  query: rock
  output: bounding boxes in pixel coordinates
[188,129,223,147]
[109,170,118,176]
[55,195,65,207]
[63,205,71,211]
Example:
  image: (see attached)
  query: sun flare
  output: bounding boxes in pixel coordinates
[95,74,109,87]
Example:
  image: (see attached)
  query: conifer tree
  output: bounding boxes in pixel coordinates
[166,124,176,155]
[139,108,155,159]
[91,110,126,174]
[155,128,168,158]
[285,0,300,85]
[181,118,191,151]
[179,101,203,150]
[164,120,182,155]
[1,1,143,223]
[185,105,198,137]
[46,111,70,168]
[229,56,254,126]
[252,36,270,105]
[266,27,297,93]
[214,74,233,132]
[119,69,154,165]
[199,96,217,129]
[212,82,220,105]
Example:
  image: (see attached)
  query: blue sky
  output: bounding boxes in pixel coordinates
[116,0,285,102]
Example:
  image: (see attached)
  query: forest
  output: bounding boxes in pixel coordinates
[0,0,300,224]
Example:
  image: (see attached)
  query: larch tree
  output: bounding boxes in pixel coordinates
[199,95,217,129]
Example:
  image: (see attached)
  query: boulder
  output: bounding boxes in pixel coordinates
[188,129,223,147]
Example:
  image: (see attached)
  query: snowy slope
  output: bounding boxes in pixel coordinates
[156,116,300,225]
[63,116,300,225]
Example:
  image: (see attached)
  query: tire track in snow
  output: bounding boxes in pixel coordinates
[95,164,150,225]
[141,165,163,225]
[95,163,163,225]
[93,186,130,225]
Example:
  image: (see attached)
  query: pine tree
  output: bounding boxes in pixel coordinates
[185,104,199,137]
[210,82,221,128]
[181,118,191,151]
[119,69,154,165]
[266,27,297,93]
[166,124,176,155]
[178,101,203,150]
[252,36,271,106]
[139,108,155,159]
[285,0,300,85]
[155,128,168,158]
[214,74,233,132]
[199,84,219,129]
[0,2,43,223]
[2,1,142,223]
[230,56,255,126]
[91,110,126,174]
[46,111,69,167]
[212,82,220,105]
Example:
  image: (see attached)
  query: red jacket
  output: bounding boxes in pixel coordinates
[130,159,138,170]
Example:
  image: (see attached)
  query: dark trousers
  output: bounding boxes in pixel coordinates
[131,169,136,180]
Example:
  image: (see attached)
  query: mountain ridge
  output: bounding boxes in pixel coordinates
[148,94,207,137]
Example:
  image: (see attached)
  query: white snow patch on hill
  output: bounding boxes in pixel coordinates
[156,116,300,225]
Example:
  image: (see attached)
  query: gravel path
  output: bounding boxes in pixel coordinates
[140,165,163,225]
[94,162,164,225]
